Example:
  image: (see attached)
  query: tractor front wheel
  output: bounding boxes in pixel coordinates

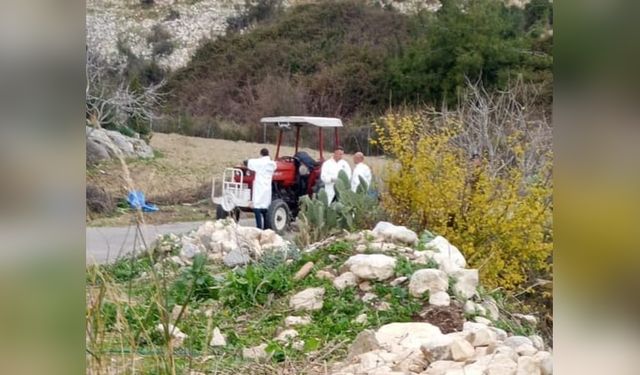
[216,205,240,221]
[266,199,290,234]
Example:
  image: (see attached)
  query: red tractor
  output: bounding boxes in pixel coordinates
[211,116,343,233]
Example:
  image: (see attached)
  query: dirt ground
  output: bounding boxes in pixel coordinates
[87,133,387,226]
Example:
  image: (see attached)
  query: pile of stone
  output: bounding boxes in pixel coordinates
[155,219,290,268]
[155,219,551,374]
[314,221,552,375]
[332,321,551,375]
[279,221,550,374]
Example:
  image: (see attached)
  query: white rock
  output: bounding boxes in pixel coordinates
[347,329,380,360]
[529,335,545,351]
[474,346,490,358]
[293,261,314,281]
[284,316,311,327]
[180,236,203,259]
[486,353,518,375]
[259,229,277,245]
[209,327,226,346]
[432,252,464,274]
[390,276,408,286]
[275,329,299,343]
[450,338,475,361]
[408,269,449,297]
[368,242,397,252]
[223,248,251,267]
[468,327,498,347]
[446,331,472,342]
[156,323,187,347]
[464,362,488,375]
[362,292,378,303]
[353,349,399,373]
[344,254,397,281]
[358,281,373,291]
[491,345,520,363]
[391,349,428,373]
[316,270,336,281]
[425,236,466,268]
[375,322,443,351]
[372,221,418,245]
[429,291,451,306]
[513,313,538,326]
[516,343,538,357]
[474,316,492,325]
[413,250,436,264]
[289,287,325,311]
[503,336,534,349]
[355,313,368,324]
[242,343,268,360]
[355,243,367,253]
[169,256,186,267]
[490,327,509,341]
[236,226,262,242]
[450,269,479,299]
[517,356,541,375]
[533,351,553,375]
[463,321,488,333]
[376,301,391,311]
[292,339,305,351]
[333,272,358,290]
[482,298,500,320]
[421,335,454,362]
[423,360,464,375]
[464,300,479,315]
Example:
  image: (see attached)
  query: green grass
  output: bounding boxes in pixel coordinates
[394,255,438,277]
[86,238,437,373]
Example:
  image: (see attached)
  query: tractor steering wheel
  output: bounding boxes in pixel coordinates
[279,156,297,163]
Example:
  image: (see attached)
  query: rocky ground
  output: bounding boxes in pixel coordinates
[87,219,552,374]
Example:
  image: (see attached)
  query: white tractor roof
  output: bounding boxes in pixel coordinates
[260,116,343,128]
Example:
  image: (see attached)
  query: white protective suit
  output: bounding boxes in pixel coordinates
[247,156,277,209]
[351,162,372,192]
[320,158,352,203]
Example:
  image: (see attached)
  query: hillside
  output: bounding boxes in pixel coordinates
[86,219,552,374]
[162,0,552,147]
[86,0,443,71]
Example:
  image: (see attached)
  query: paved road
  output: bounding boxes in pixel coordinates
[86,219,254,265]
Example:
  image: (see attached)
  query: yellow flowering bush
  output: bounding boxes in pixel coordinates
[373,112,552,290]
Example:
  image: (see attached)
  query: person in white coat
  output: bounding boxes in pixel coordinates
[247,148,277,229]
[320,146,352,203]
[351,152,372,192]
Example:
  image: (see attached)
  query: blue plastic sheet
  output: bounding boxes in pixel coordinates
[127,191,159,212]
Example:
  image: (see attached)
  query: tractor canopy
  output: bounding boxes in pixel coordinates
[260,116,342,160]
[259,116,343,128]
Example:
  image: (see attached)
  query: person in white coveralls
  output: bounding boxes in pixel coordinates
[246,148,277,229]
[350,152,372,193]
[320,146,352,203]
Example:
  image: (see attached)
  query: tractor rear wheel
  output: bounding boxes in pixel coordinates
[266,199,290,234]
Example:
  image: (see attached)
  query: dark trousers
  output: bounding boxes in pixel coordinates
[254,208,268,229]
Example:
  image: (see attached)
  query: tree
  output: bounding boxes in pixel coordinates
[86,47,165,139]
[387,0,551,106]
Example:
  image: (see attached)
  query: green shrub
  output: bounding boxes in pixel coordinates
[387,0,552,107]
[373,111,552,291]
